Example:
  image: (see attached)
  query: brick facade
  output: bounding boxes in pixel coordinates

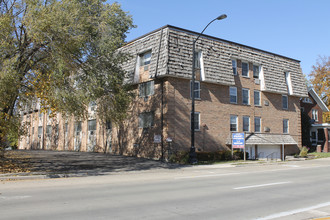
[19,25,308,160]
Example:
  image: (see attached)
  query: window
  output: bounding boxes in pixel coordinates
[140,51,151,66]
[243,116,250,132]
[88,119,97,131]
[139,81,154,97]
[283,119,289,133]
[38,126,43,137]
[190,81,201,99]
[230,87,237,104]
[191,112,200,131]
[194,51,201,69]
[75,121,82,133]
[242,88,250,105]
[254,90,261,106]
[254,117,261,132]
[302,97,313,104]
[253,65,260,79]
[242,62,249,77]
[230,115,238,132]
[232,60,237,75]
[89,101,97,112]
[282,95,288,109]
[312,109,318,121]
[139,112,154,128]
[46,125,52,135]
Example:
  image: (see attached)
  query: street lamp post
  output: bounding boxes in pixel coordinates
[190,14,227,164]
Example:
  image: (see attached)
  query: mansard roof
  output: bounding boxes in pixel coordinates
[120,25,308,97]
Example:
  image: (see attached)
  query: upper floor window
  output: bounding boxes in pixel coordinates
[230,87,237,104]
[254,117,261,132]
[242,88,250,105]
[140,51,151,67]
[232,60,237,75]
[243,116,250,132]
[191,112,200,131]
[230,115,238,132]
[190,81,201,99]
[283,119,289,133]
[302,97,313,104]
[194,51,202,69]
[253,65,260,79]
[254,90,261,106]
[139,81,154,97]
[282,95,288,109]
[312,109,318,121]
[89,101,97,112]
[242,62,249,77]
[88,119,97,131]
[139,112,154,128]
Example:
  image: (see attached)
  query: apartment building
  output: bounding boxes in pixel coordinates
[19,25,308,160]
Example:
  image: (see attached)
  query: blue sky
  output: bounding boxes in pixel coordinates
[116,0,330,77]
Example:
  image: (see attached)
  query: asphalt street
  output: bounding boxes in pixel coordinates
[1,155,330,219]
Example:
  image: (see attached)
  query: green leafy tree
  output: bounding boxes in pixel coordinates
[0,0,135,149]
[309,56,330,122]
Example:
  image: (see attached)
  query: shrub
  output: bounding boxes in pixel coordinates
[299,146,309,158]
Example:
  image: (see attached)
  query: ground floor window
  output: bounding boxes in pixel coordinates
[139,112,154,128]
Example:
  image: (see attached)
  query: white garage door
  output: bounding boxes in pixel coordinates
[258,145,281,160]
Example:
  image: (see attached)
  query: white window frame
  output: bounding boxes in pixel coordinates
[230,87,237,104]
[254,117,261,133]
[253,65,260,79]
[312,109,318,121]
[282,95,288,109]
[190,81,201,99]
[242,88,250,105]
[140,51,151,66]
[243,116,250,132]
[283,119,289,134]
[242,62,249,77]
[232,59,237,75]
[254,90,261,106]
[230,115,238,132]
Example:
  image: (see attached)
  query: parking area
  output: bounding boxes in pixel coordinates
[0,150,180,178]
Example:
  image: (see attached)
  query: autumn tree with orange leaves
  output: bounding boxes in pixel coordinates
[309,56,330,122]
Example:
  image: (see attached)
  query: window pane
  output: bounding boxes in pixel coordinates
[253,65,259,78]
[230,87,237,103]
[232,60,237,75]
[242,62,249,77]
[254,90,260,106]
[88,119,96,131]
[254,117,261,132]
[191,81,200,99]
[283,119,289,133]
[282,95,288,109]
[243,89,250,105]
[243,116,250,132]
[194,113,200,130]
[230,115,237,131]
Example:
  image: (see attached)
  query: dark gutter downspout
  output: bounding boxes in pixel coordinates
[155,27,164,161]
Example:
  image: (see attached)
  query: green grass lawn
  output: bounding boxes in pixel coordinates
[309,152,330,158]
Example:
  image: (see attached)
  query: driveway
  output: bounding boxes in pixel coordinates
[0,150,181,178]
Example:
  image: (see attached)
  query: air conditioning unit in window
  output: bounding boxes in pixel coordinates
[264,127,270,132]
[254,78,260,85]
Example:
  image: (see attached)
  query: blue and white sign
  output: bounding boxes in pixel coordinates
[232,132,245,149]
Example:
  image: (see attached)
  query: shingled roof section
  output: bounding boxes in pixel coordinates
[120,25,307,97]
